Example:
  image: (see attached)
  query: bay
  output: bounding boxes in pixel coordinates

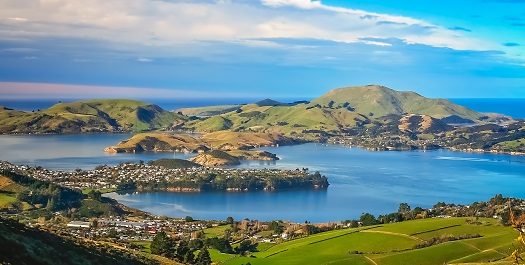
[1,134,524,222]
[0,134,193,171]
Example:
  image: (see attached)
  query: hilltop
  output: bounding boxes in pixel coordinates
[182,85,492,138]
[104,131,288,166]
[312,85,484,120]
[0,99,185,133]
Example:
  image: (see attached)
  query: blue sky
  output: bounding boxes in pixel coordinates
[0,0,524,100]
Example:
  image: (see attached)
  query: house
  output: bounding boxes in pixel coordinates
[67,221,91,228]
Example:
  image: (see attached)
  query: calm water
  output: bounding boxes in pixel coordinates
[0,134,193,170]
[1,134,524,222]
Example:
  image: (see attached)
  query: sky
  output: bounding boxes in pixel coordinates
[0,0,524,100]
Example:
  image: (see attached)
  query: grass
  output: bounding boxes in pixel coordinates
[0,193,17,208]
[494,138,525,151]
[82,188,116,194]
[203,225,230,238]
[0,99,183,133]
[312,85,482,120]
[208,249,235,263]
[132,241,152,254]
[178,105,242,116]
[216,218,517,265]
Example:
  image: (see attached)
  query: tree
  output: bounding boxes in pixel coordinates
[205,237,233,253]
[176,240,190,261]
[398,203,411,213]
[226,216,234,224]
[359,213,377,226]
[185,216,194,222]
[188,239,204,250]
[183,251,194,264]
[151,231,175,258]
[398,203,413,221]
[413,207,424,215]
[87,190,102,201]
[305,224,319,235]
[236,240,257,255]
[195,248,212,265]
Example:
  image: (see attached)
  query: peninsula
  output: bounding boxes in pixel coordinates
[1,85,524,156]
[0,160,329,196]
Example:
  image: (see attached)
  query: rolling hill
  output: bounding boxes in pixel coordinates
[215,217,517,265]
[0,99,186,133]
[311,85,484,120]
[182,85,487,138]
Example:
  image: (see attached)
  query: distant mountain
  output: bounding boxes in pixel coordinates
[177,99,310,117]
[254,98,286,107]
[177,104,243,117]
[183,85,489,138]
[311,85,484,120]
[0,99,186,133]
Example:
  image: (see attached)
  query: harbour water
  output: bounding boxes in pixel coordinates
[1,134,524,222]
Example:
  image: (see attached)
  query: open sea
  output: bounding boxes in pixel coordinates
[0,98,524,222]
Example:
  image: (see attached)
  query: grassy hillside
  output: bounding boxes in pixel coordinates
[107,131,294,153]
[0,217,156,265]
[217,217,516,265]
[311,85,484,120]
[184,103,367,139]
[177,105,242,117]
[0,99,185,133]
[183,85,487,139]
[105,132,208,153]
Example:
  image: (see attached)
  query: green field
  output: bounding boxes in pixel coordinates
[0,193,17,207]
[203,225,231,238]
[214,218,517,265]
[82,188,117,194]
[132,241,152,254]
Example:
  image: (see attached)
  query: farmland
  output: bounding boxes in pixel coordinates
[216,217,516,265]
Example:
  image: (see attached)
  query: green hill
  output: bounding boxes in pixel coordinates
[217,217,516,265]
[0,217,155,265]
[177,105,243,117]
[183,85,488,139]
[184,102,367,139]
[0,99,186,133]
[311,85,484,120]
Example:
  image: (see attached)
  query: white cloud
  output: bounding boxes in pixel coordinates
[7,17,28,21]
[137,57,152,62]
[0,0,497,59]
[360,40,392,47]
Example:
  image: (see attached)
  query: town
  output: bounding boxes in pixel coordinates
[0,160,329,192]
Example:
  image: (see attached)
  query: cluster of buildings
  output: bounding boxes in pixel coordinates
[58,216,217,242]
[0,161,312,191]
